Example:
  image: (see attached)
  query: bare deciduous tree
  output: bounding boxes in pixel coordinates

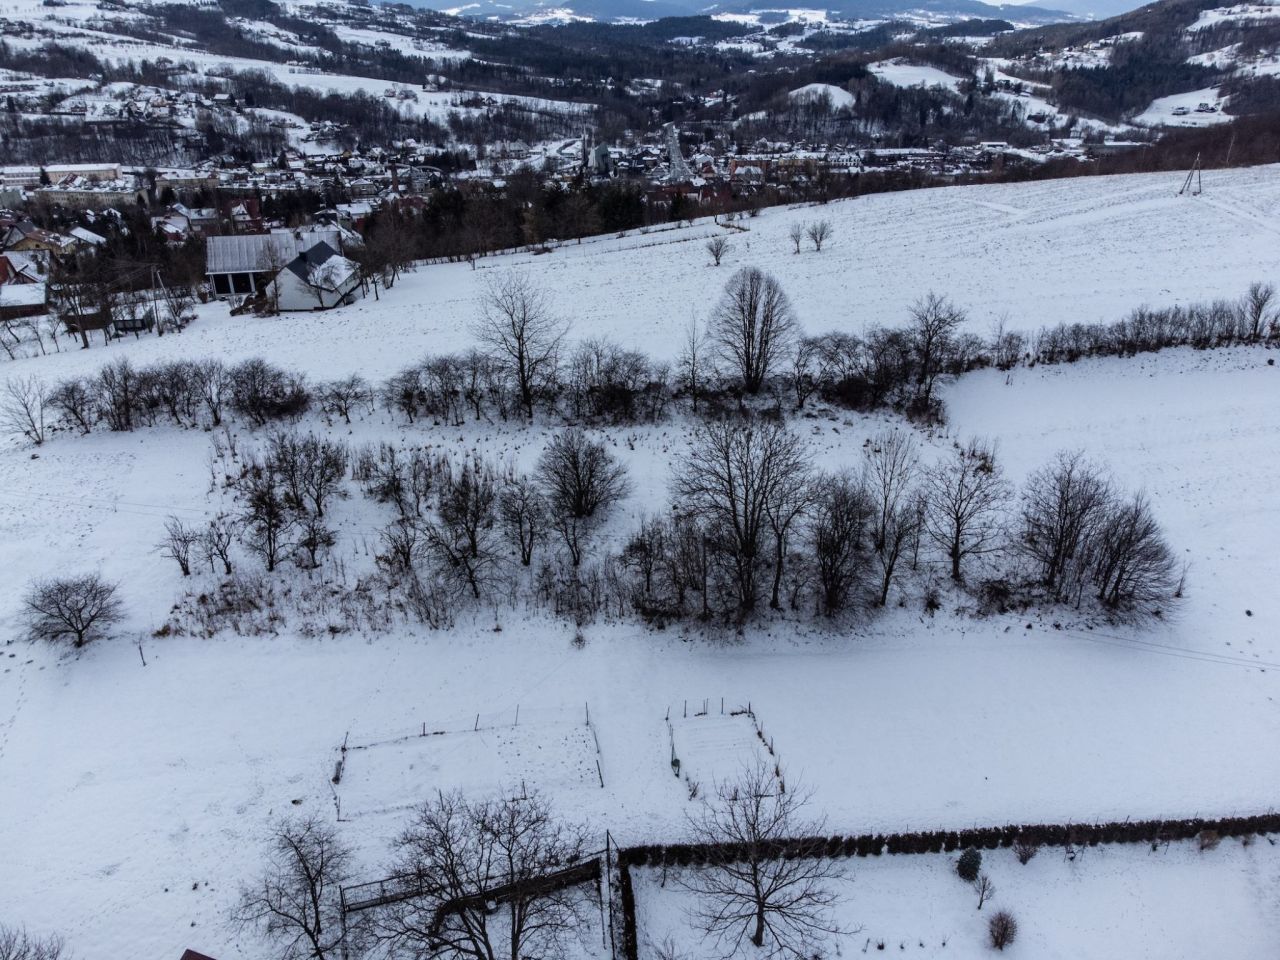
[1242,281,1275,341]
[192,358,229,427]
[677,317,714,413]
[0,923,68,960]
[706,235,730,266]
[923,439,1010,582]
[1089,491,1180,617]
[684,762,844,959]
[988,910,1018,951]
[318,375,371,425]
[377,791,589,960]
[674,420,808,613]
[48,377,93,435]
[423,456,502,599]
[2,376,47,445]
[787,222,804,254]
[240,460,297,572]
[233,815,355,960]
[709,267,798,394]
[499,472,547,567]
[973,872,995,910]
[908,292,965,411]
[24,574,123,647]
[473,272,566,419]
[806,219,832,252]
[538,428,630,566]
[201,513,240,575]
[157,516,201,576]
[1019,451,1111,600]
[809,473,872,616]
[268,432,349,518]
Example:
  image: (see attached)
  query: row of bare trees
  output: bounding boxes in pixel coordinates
[2,356,312,444]
[153,419,1179,628]
[237,760,843,960]
[622,422,1179,624]
[10,276,1274,448]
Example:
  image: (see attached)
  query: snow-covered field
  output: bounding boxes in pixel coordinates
[868,58,967,92]
[9,164,1280,385]
[636,838,1280,959]
[2,168,1280,957]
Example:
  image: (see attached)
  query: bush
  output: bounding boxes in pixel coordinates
[1014,838,1038,865]
[957,847,982,883]
[988,910,1017,951]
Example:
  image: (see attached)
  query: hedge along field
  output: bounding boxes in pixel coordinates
[612,812,1280,960]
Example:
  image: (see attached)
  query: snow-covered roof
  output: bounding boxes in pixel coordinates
[205,231,342,274]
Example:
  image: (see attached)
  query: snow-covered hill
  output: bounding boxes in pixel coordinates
[1,165,1279,957]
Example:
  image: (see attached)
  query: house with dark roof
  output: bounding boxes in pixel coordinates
[269,240,361,311]
[205,230,342,298]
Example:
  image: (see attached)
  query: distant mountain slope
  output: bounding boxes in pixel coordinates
[441,0,1076,24]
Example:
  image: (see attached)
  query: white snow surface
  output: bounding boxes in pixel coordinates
[787,82,857,108]
[2,167,1280,957]
[868,59,966,91]
[637,839,1280,958]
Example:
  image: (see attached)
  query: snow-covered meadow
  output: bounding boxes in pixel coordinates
[2,167,1280,957]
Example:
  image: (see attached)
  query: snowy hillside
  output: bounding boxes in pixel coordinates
[8,164,1279,383]
[1,162,1280,958]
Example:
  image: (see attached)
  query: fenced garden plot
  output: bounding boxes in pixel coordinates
[333,704,603,818]
[666,700,784,799]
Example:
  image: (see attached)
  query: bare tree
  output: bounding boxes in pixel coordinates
[538,428,630,566]
[923,440,1010,582]
[787,222,804,255]
[709,267,798,394]
[377,791,589,960]
[1241,281,1275,341]
[192,358,229,427]
[1089,491,1180,617]
[973,873,995,910]
[24,574,123,647]
[765,459,815,611]
[674,420,808,613]
[318,375,371,425]
[233,815,355,960]
[1019,451,1112,600]
[908,292,965,411]
[809,473,872,616]
[790,337,820,410]
[0,924,68,960]
[268,432,349,518]
[48,377,94,435]
[684,762,843,959]
[805,220,832,252]
[677,317,714,413]
[423,456,502,599]
[864,430,918,552]
[472,272,566,419]
[295,513,337,569]
[2,376,48,445]
[988,911,1018,951]
[240,460,297,572]
[157,516,200,576]
[201,513,240,575]
[873,501,918,607]
[706,235,730,266]
[499,472,547,567]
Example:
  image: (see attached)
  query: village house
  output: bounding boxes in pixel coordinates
[205,229,346,298]
[268,241,361,311]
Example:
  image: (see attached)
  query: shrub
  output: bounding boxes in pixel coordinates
[957,847,982,883]
[988,910,1017,951]
[1014,838,1039,865]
